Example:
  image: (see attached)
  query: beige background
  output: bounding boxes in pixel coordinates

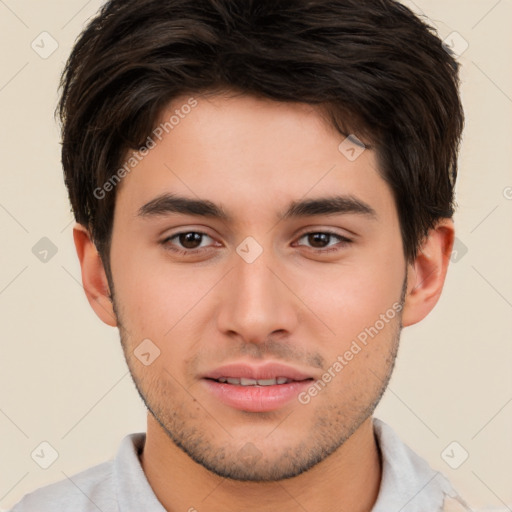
[0,0,511,510]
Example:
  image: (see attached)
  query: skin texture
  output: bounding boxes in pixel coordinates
[74,92,454,512]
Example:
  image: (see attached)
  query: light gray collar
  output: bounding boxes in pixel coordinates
[371,418,469,511]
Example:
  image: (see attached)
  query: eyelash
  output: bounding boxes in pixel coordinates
[161,230,353,256]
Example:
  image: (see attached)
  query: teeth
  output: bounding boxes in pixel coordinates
[240,377,258,385]
[257,378,278,386]
[216,377,292,386]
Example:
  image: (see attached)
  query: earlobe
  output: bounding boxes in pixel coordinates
[401,219,455,327]
[73,223,117,327]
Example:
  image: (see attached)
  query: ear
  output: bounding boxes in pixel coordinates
[73,223,117,327]
[401,218,455,327]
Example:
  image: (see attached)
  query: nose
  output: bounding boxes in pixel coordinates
[216,246,299,345]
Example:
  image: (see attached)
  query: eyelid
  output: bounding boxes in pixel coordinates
[294,224,358,239]
[295,226,352,238]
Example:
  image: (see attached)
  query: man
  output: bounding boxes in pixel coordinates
[9,0,469,510]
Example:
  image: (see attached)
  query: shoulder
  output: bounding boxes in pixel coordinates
[7,460,116,512]
[7,433,148,512]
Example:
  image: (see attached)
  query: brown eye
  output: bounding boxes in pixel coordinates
[178,232,204,249]
[307,233,331,248]
[296,231,352,252]
[162,231,214,254]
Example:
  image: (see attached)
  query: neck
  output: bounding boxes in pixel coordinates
[140,414,382,512]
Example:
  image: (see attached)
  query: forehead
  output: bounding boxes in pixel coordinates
[114,93,396,227]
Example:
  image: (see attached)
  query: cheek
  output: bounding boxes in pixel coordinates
[111,246,221,339]
[296,256,404,339]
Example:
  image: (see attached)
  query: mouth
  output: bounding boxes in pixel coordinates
[200,362,315,412]
[208,376,301,386]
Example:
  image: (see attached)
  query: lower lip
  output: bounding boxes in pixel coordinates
[202,379,313,412]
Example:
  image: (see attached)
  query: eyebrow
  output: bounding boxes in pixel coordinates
[137,193,378,222]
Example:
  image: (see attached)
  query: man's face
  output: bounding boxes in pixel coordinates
[108,93,407,481]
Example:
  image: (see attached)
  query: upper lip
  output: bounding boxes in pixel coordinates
[201,362,314,381]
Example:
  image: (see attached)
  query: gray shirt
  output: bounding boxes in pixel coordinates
[8,418,470,511]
